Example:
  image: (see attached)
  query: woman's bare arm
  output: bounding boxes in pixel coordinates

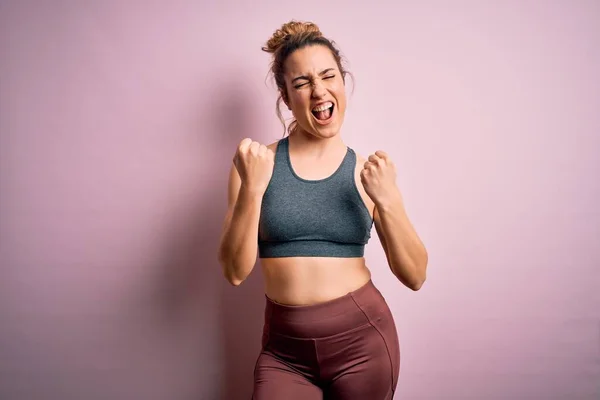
[217,139,274,286]
[217,163,264,286]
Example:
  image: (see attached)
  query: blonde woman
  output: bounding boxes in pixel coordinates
[218,20,428,400]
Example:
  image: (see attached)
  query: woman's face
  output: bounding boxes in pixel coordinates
[283,45,346,139]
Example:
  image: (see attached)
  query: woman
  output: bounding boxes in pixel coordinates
[218,20,428,400]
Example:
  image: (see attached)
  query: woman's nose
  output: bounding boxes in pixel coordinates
[312,82,327,98]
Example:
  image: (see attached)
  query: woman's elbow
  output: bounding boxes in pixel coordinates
[218,255,249,287]
[217,252,241,286]
[409,276,426,291]
[220,262,244,286]
[406,257,428,291]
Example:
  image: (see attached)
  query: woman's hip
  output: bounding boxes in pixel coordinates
[262,279,396,340]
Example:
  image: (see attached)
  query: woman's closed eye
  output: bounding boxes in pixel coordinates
[294,76,335,89]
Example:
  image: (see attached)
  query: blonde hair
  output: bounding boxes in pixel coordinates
[262,20,350,136]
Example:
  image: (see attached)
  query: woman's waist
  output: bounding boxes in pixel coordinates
[261,277,389,339]
[260,257,371,306]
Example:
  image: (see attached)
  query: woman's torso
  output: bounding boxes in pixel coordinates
[258,136,375,306]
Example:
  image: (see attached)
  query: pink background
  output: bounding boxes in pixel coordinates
[1,1,599,399]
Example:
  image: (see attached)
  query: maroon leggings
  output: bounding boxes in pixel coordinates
[252,279,400,399]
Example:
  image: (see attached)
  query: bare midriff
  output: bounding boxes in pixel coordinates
[260,257,372,306]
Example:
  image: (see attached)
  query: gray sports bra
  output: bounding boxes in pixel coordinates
[257,136,373,258]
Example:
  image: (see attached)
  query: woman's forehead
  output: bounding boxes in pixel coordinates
[284,46,338,77]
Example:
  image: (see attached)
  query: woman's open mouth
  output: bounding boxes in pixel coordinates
[311,101,335,124]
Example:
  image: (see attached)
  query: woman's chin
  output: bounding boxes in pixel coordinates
[312,117,343,138]
[293,116,343,139]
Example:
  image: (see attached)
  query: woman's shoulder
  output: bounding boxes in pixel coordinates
[266,140,280,151]
[349,146,368,168]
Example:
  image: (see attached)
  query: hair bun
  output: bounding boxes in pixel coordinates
[262,20,322,54]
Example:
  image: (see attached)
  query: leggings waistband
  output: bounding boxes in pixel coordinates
[263,279,387,339]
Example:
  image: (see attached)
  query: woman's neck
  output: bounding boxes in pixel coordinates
[288,128,345,157]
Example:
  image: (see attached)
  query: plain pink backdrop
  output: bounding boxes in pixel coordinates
[1,1,598,399]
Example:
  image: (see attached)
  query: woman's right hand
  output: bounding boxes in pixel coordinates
[233,138,275,195]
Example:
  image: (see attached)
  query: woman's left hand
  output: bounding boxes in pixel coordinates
[360,150,402,207]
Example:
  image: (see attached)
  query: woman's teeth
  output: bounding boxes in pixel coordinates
[312,102,333,112]
[312,102,334,120]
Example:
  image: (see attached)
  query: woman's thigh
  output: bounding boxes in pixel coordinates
[253,351,323,400]
[320,295,401,399]
[321,323,399,400]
